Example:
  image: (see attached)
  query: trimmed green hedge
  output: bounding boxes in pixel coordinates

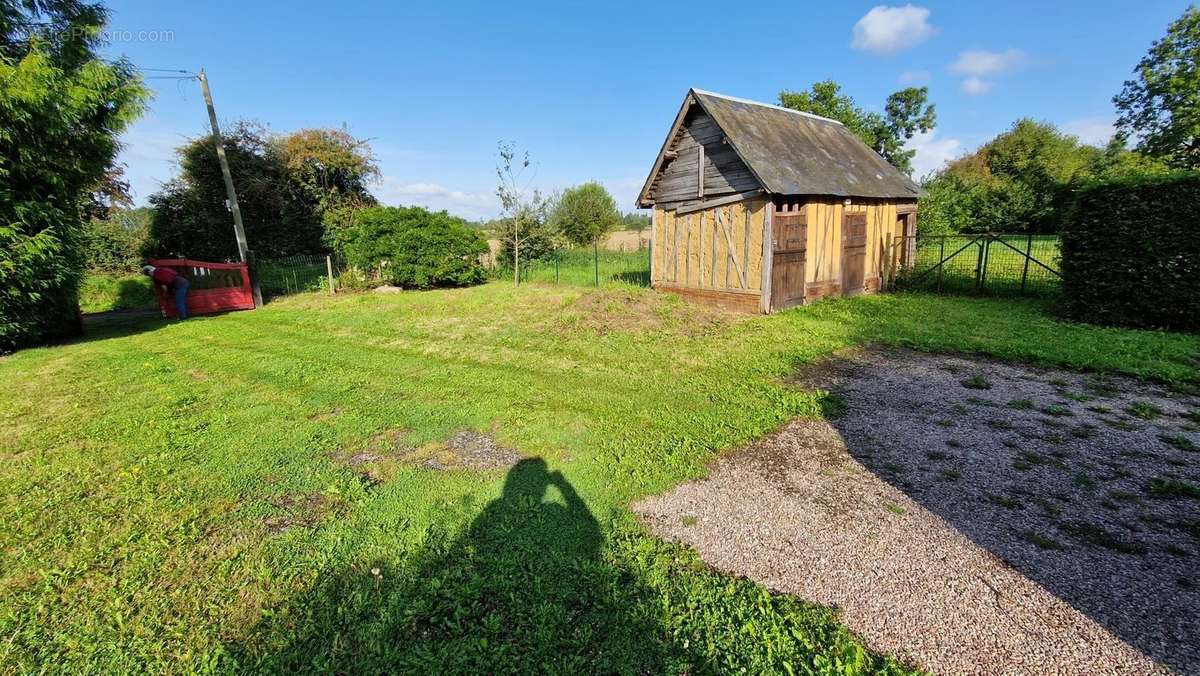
[1061,172,1200,331]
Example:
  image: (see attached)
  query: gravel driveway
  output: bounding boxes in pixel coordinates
[635,347,1199,674]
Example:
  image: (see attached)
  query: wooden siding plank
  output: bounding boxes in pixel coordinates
[761,202,773,313]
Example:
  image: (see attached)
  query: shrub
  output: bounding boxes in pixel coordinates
[342,206,488,289]
[83,208,151,273]
[1060,172,1200,330]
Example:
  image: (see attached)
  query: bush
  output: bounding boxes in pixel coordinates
[83,208,151,272]
[1061,172,1200,330]
[342,206,488,289]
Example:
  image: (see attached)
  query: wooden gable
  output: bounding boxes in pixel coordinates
[642,104,762,207]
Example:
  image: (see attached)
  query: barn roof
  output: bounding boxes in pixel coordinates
[638,89,923,207]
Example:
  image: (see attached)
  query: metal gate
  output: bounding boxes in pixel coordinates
[897,232,1062,297]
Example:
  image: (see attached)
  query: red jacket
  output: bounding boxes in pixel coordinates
[151,267,179,286]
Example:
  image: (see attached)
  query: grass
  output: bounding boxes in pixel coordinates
[78,272,156,313]
[1,285,1198,672]
[1147,478,1200,499]
[960,374,991,390]
[1126,401,1164,420]
[1060,522,1146,555]
[498,248,652,288]
[1160,434,1198,452]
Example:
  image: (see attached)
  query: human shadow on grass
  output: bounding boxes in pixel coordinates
[231,458,694,673]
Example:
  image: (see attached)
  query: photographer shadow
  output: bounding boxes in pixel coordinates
[234,458,688,672]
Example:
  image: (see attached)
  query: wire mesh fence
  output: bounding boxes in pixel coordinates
[257,254,341,298]
[895,233,1061,298]
[492,246,652,288]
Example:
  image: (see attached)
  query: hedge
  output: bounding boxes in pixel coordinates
[341,206,489,289]
[1060,172,1200,331]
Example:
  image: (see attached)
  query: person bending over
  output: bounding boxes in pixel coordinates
[141,264,190,319]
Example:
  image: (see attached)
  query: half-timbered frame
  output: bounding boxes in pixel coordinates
[638,89,923,313]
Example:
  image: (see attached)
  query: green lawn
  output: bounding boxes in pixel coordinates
[1,284,1196,673]
[78,272,156,314]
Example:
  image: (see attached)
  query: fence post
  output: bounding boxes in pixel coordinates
[1020,232,1033,293]
[936,237,945,293]
[246,249,264,308]
[978,235,991,291]
[554,252,560,284]
[325,255,335,295]
[593,242,599,287]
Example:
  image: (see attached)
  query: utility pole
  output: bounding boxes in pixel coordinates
[198,68,261,307]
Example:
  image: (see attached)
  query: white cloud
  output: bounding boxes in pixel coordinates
[950,48,1024,95]
[377,178,497,220]
[1063,117,1114,146]
[960,76,992,95]
[950,48,1026,76]
[898,69,931,85]
[905,130,964,178]
[851,5,936,55]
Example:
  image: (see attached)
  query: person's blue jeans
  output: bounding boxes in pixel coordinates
[173,277,190,319]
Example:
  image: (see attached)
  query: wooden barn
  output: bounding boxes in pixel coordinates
[637,89,923,313]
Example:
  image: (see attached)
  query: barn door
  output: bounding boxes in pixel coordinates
[771,209,807,310]
[841,212,867,296]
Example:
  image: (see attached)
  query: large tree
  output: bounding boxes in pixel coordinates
[1,0,148,350]
[146,125,377,260]
[550,182,620,248]
[1114,6,1200,168]
[918,119,1168,235]
[779,80,935,174]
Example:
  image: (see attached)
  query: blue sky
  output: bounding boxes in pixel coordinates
[105,0,1192,220]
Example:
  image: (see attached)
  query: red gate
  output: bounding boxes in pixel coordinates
[148,258,255,317]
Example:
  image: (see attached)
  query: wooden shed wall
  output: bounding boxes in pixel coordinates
[651,198,767,312]
[797,198,908,299]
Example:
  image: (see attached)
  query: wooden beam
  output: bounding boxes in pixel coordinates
[697,145,704,199]
[717,208,747,288]
[760,201,774,314]
[675,190,763,215]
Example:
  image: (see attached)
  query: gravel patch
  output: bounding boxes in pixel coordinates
[636,347,1199,674]
[435,430,523,471]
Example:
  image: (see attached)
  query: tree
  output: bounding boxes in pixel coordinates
[83,206,151,272]
[339,206,488,289]
[1114,6,1200,168]
[918,119,1168,234]
[145,124,378,260]
[1,0,148,350]
[270,127,378,214]
[495,142,545,284]
[550,182,620,249]
[620,212,651,233]
[779,80,935,174]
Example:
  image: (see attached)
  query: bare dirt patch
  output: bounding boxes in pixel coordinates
[430,430,522,471]
[636,347,1199,674]
[334,428,523,479]
[556,289,736,337]
[263,493,335,534]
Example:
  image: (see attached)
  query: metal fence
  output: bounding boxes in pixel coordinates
[492,246,652,288]
[257,254,342,298]
[895,232,1062,298]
